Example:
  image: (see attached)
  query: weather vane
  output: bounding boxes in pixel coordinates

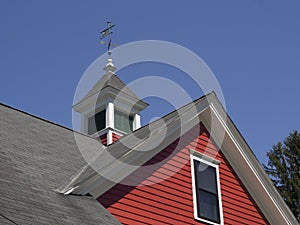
[100,21,116,55]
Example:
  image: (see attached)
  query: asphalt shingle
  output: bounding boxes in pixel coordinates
[0,103,121,225]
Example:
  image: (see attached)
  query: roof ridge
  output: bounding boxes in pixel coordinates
[113,73,127,86]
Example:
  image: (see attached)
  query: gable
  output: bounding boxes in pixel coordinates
[97,124,269,225]
[59,92,297,225]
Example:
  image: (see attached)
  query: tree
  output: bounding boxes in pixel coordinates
[264,130,300,222]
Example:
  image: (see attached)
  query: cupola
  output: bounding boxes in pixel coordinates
[73,58,148,145]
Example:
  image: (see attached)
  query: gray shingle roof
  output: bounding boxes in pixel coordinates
[0,103,121,225]
[78,73,145,104]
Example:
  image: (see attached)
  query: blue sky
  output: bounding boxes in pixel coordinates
[1,1,299,163]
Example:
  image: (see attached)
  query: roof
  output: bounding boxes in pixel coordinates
[58,92,298,225]
[0,103,121,225]
[76,73,147,106]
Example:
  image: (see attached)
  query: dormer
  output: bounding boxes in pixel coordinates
[73,58,148,145]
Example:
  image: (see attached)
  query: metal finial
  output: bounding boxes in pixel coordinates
[100,21,117,54]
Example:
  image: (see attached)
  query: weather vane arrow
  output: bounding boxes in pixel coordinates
[100,21,117,55]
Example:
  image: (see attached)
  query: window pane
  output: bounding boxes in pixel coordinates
[194,160,217,194]
[115,110,133,133]
[198,190,220,223]
[193,159,221,223]
[88,110,106,134]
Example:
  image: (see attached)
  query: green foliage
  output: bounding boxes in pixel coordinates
[264,131,300,222]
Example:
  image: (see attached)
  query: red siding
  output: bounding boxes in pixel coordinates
[112,132,121,142]
[97,124,269,225]
[98,134,107,145]
[98,132,122,145]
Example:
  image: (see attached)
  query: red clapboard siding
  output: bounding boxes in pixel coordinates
[98,132,122,145]
[112,132,121,142]
[98,134,107,145]
[97,124,269,225]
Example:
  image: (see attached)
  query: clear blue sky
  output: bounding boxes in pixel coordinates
[1,1,299,163]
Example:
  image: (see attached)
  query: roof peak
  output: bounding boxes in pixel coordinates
[73,59,149,110]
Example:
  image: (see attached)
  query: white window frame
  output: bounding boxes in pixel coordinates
[190,151,224,225]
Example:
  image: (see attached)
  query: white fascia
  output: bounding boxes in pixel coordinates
[202,101,298,225]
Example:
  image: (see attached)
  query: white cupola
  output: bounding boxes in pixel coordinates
[73,58,148,145]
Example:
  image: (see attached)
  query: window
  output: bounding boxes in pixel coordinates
[87,110,106,135]
[191,154,223,225]
[114,110,133,133]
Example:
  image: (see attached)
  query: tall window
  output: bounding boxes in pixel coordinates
[114,110,133,133]
[87,110,106,135]
[191,154,223,225]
